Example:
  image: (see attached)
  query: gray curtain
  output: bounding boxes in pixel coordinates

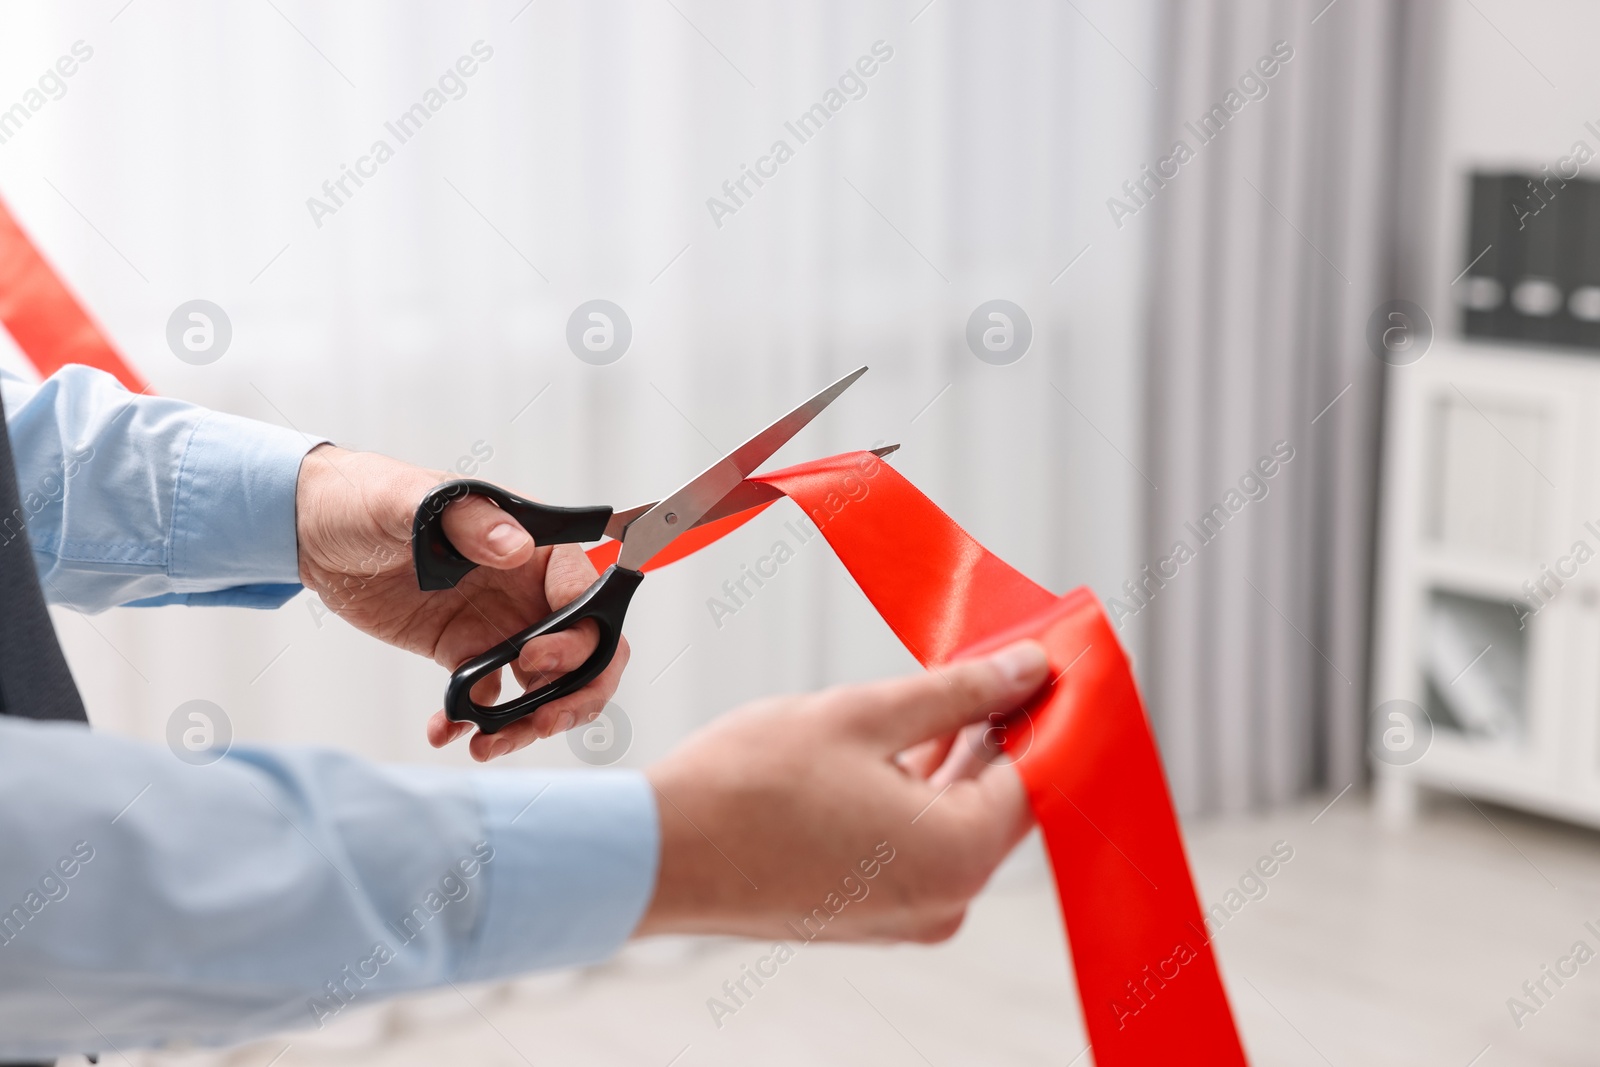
[1136,0,1428,815]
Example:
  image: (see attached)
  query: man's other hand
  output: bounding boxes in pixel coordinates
[638,640,1049,942]
[295,444,627,761]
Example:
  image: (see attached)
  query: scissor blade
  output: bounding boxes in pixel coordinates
[603,442,899,540]
[616,367,868,569]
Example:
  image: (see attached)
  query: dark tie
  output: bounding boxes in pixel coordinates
[0,411,87,723]
[0,411,89,1067]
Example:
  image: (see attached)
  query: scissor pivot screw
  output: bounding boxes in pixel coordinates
[665,512,678,524]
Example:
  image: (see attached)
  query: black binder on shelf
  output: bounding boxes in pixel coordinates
[1571,177,1600,349]
[1521,172,1569,345]
[1462,172,1508,340]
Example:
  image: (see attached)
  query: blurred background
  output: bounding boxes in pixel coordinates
[5,0,1600,1063]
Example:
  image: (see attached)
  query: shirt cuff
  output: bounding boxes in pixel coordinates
[168,411,326,588]
[461,770,659,980]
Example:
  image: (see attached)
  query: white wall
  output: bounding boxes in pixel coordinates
[0,0,1156,776]
[1421,0,1600,322]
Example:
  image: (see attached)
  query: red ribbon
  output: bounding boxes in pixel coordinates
[0,191,1244,1063]
[593,450,1248,1064]
[0,195,147,393]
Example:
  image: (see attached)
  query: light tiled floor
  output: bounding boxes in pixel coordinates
[105,789,1600,1066]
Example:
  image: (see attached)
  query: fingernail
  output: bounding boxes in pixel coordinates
[486,522,530,557]
[488,738,513,760]
[990,641,1048,687]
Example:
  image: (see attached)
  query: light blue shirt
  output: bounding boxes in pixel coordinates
[0,366,660,1058]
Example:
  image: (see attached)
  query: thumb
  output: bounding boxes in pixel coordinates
[439,493,536,570]
[843,640,1050,752]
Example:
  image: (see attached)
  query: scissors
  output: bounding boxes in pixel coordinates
[411,365,891,735]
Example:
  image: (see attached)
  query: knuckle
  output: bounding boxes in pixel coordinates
[442,496,496,537]
[527,639,555,666]
[950,662,1000,709]
[547,546,599,586]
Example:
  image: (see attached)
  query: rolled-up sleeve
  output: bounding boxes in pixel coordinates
[0,365,324,611]
[0,716,660,1058]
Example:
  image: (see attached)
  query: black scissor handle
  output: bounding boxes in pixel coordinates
[413,478,613,591]
[444,564,645,734]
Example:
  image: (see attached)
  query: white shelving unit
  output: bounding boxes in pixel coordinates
[1373,339,1600,826]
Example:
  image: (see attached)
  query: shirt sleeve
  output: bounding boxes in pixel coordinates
[0,365,326,612]
[0,716,660,1058]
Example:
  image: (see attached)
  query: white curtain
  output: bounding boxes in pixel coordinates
[0,1,1156,775]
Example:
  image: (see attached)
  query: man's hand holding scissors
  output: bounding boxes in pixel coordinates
[294,443,624,762]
